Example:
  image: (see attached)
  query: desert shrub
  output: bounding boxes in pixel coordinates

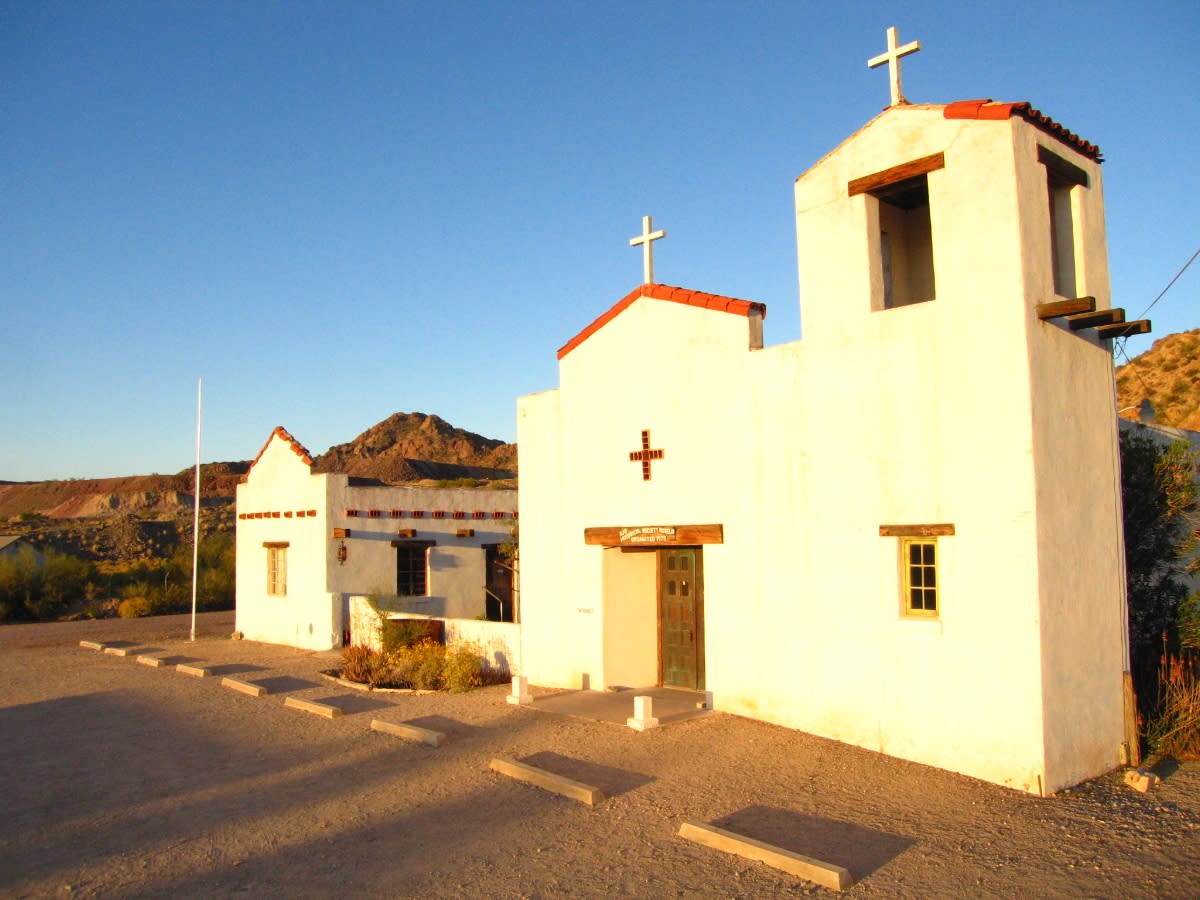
[380,617,438,657]
[0,547,92,621]
[117,594,156,618]
[165,532,235,611]
[442,641,486,692]
[0,547,41,622]
[405,639,446,690]
[341,644,391,687]
[32,551,92,619]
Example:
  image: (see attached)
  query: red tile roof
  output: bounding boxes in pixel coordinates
[245,426,314,479]
[943,99,1102,162]
[556,283,767,360]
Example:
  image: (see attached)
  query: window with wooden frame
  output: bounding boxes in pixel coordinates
[393,541,434,597]
[265,542,288,596]
[1038,146,1087,298]
[902,538,938,617]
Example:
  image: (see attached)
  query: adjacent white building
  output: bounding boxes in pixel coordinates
[517,94,1149,794]
[235,426,517,651]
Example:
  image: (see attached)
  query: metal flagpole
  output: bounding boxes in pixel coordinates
[190,378,202,642]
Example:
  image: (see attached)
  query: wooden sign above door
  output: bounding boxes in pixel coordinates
[583,524,723,547]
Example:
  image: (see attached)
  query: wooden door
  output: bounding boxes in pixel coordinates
[659,548,704,689]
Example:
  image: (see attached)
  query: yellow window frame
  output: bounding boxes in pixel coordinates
[902,537,938,617]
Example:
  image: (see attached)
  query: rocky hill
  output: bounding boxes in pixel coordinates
[313,412,516,481]
[1,413,516,563]
[1116,328,1200,430]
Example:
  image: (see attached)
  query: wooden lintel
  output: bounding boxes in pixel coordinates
[331,528,351,539]
[879,524,955,537]
[455,528,475,538]
[847,152,945,197]
[1037,145,1089,188]
[584,524,724,547]
[263,540,291,548]
[1037,296,1095,320]
[1067,308,1124,331]
[1096,319,1151,340]
[396,528,417,539]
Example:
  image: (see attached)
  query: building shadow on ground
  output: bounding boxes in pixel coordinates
[520,750,654,798]
[250,675,320,694]
[710,805,914,881]
[313,694,394,716]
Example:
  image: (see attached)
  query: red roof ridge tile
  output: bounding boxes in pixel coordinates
[943,99,1102,162]
[244,425,315,480]
[557,283,766,360]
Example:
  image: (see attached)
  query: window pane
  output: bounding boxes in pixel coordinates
[909,543,922,565]
[921,543,934,565]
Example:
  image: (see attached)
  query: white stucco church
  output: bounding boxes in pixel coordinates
[516,31,1150,794]
[236,426,517,651]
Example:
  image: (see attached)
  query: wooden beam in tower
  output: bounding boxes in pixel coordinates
[1095,319,1152,339]
[1067,308,1124,331]
[1037,296,1095,320]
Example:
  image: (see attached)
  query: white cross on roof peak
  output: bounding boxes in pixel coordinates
[629,215,666,284]
[868,26,921,107]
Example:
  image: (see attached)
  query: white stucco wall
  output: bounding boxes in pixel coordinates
[235,437,336,651]
[517,104,1128,793]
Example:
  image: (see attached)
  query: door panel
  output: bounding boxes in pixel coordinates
[659,548,704,689]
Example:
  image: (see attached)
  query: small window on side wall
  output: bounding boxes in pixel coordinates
[1038,146,1088,298]
[902,538,938,617]
[265,544,288,597]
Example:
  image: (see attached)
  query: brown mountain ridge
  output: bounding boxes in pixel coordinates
[1116,328,1200,430]
[1,413,515,562]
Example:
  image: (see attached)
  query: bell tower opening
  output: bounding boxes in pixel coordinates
[875,173,936,309]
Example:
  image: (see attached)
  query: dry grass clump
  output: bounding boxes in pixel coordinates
[1147,654,1200,759]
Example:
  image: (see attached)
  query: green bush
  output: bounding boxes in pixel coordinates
[0,546,93,621]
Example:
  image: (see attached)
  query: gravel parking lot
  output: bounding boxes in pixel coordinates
[1,613,1197,898]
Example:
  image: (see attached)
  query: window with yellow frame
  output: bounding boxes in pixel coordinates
[902,537,937,617]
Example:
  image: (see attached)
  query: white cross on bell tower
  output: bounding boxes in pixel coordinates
[868,26,921,107]
[629,215,666,284]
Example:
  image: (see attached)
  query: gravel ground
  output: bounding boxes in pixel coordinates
[1,613,1197,898]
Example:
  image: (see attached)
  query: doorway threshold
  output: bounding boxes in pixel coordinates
[526,685,710,728]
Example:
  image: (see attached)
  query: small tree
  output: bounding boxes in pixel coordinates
[1120,427,1200,733]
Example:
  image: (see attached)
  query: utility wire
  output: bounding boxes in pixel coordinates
[1133,245,1200,322]
[1116,243,1200,362]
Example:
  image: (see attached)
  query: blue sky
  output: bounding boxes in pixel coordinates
[2,1,1197,481]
